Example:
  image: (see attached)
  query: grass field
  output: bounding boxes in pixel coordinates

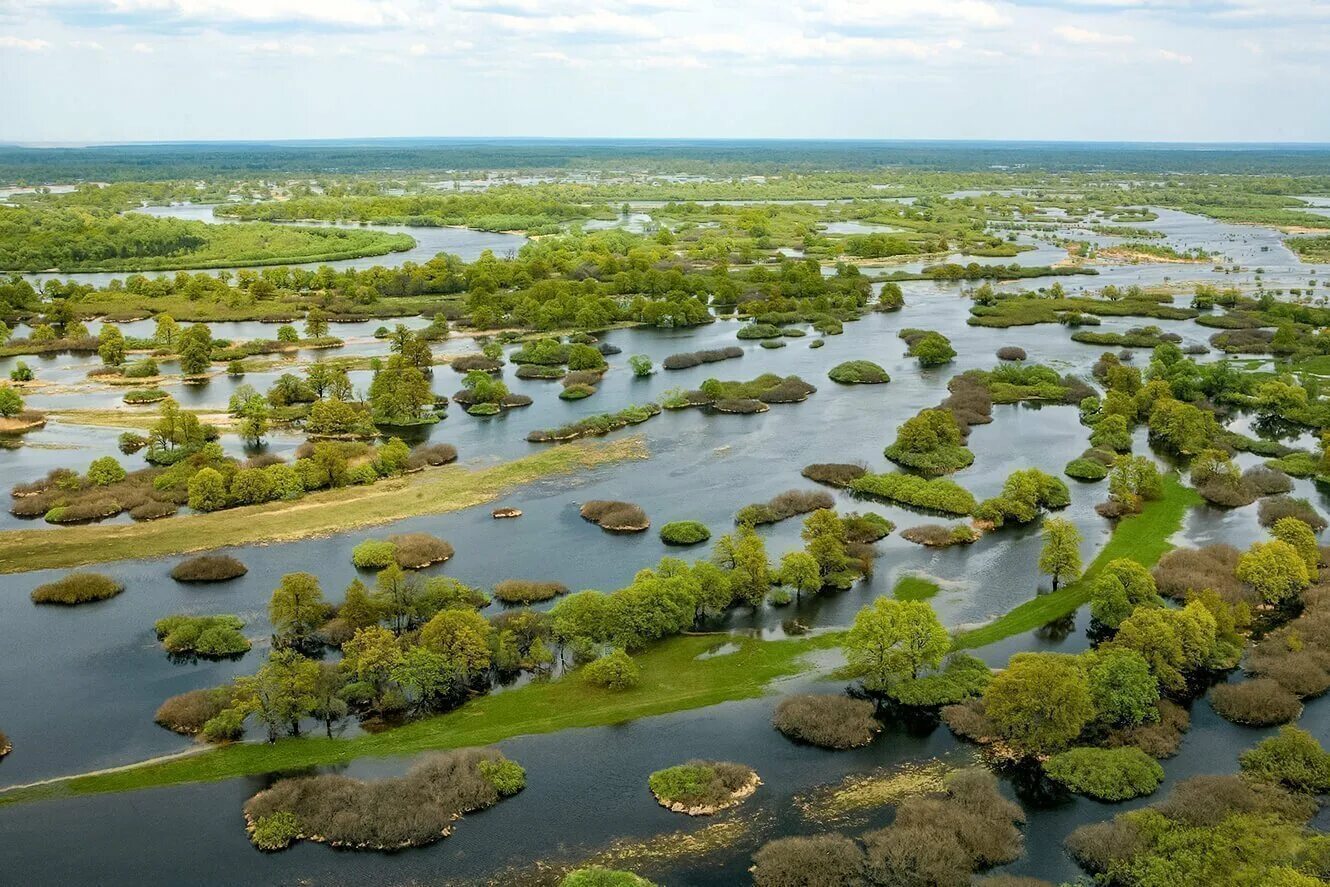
[0,436,647,574]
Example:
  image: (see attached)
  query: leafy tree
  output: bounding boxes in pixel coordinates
[800,508,850,581]
[373,563,423,634]
[309,662,349,738]
[153,314,179,350]
[231,649,320,742]
[97,324,126,367]
[729,524,771,607]
[233,393,270,446]
[368,354,434,424]
[303,306,329,339]
[983,652,1093,755]
[0,385,21,418]
[1039,517,1082,589]
[187,467,228,512]
[268,571,328,648]
[339,578,379,630]
[341,625,402,700]
[1086,648,1160,728]
[1236,540,1310,604]
[1239,725,1330,795]
[419,608,493,680]
[628,355,653,377]
[391,647,458,714]
[778,551,821,602]
[178,324,213,376]
[1271,517,1320,581]
[844,598,949,691]
[1090,558,1162,629]
[87,456,126,486]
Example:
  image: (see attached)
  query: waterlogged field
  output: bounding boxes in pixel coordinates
[1,167,1330,886]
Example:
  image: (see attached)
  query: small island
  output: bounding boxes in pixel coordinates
[647,760,760,816]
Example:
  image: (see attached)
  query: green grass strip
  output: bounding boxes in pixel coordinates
[951,474,1200,650]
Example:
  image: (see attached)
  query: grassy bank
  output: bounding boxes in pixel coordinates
[0,436,648,574]
[951,474,1200,650]
[0,632,840,805]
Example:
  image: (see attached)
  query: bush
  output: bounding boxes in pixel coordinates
[30,572,123,605]
[849,473,976,515]
[562,868,655,887]
[737,323,783,340]
[478,758,527,795]
[736,489,834,526]
[889,654,992,706]
[1044,747,1165,801]
[996,346,1027,361]
[494,579,569,604]
[801,462,867,487]
[1210,679,1302,726]
[828,360,890,384]
[842,511,894,543]
[1065,458,1109,481]
[450,354,503,373]
[1102,699,1190,759]
[1153,544,1247,604]
[580,500,649,532]
[242,748,522,851]
[662,346,743,370]
[250,812,301,852]
[153,614,250,657]
[405,442,458,470]
[583,649,640,690]
[751,834,867,887]
[86,456,126,486]
[154,686,234,735]
[123,388,168,405]
[1240,725,1330,795]
[351,539,398,569]
[648,760,757,811]
[773,694,879,749]
[1259,496,1327,532]
[389,533,453,568]
[516,363,565,380]
[900,524,978,547]
[659,520,711,545]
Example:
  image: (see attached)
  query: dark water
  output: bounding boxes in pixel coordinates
[1,207,1328,885]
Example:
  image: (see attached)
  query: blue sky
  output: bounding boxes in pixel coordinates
[1,0,1327,143]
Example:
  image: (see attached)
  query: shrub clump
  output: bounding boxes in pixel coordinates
[388,532,454,568]
[1065,457,1109,481]
[736,489,834,526]
[243,748,524,851]
[351,539,398,569]
[661,346,742,370]
[153,614,251,658]
[30,572,124,605]
[405,442,458,471]
[1153,544,1248,605]
[154,686,235,736]
[828,360,890,385]
[751,834,867,887]
[849,473,976,516]
[561,868,655,887]
[773,694,880,750]
[170,555,247,583]
[659,520,711,545]
[580,500,650,532]
[1258,496,1327,531]
[1210,678,1303,726]
[901,524,979,547]
[493,579,569,604]
[996,346,1027,361]
[1044,747,1165,801]
[583,649,641,690]
[648,760,760,814]
[801,462,867,487]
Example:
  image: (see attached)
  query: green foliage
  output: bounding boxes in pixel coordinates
[659,520,711,546]
[1039,517,1082,589]
[1236,540,1310,604]
[628,354,653,377]
[351,539,398,569]
[478,758,527,795]
[844,598,949,691]
[250,812,301,851]
[888,653,993,707]
[1090,558,1163,629]
[974,469,1070,527]
[583,649,641,690]
[1239,726,1330,795]
[983,652,1093,755]
[153,614,250,657]
[561,868,655,887]
[884,408,973,475]
[86,456,126,486]
[1065,457,1109,481]
[1044,747,1165,801]
[30,571,124,605]
[828,360,890,384]
[0,384,24,417]
[848,472,976,515]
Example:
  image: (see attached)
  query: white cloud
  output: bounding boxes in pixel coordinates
[69,39,104,50]
[0,35,51,50]
[1055,25,1134,45]
[131,40,152,52]
[1155,48,1191,63]
[490,11,660,39]
[810,0,1010,30]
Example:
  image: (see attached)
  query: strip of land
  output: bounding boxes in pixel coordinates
[0,436,648,574]
[0,470,1199,806]
[952,474,1200,649]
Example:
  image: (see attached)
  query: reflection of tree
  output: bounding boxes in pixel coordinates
[1035,612,1076,643]
[1252,415,1302,442]
[1003,759,1073,809]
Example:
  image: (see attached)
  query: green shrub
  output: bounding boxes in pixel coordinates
[1065,457,1109,481]
[659,521,711,545]
[124,388,168,404]
[86,456,126,486]
[648,760,757,810]
[889,654,992,707]
[478,758,527,795]
[561,868,655,887]
[828,360,890,384]
[351,539,397,569]
[493,579,569,604]
[153,614,250,657]
[583,649,641,690]
[1044,747,1165,801]
[1239,725,1330,795]
[30,572,124,605]
[849,473,976,515]
[737,323,782,340]
[560,383,596,400]
[250,812,302,851]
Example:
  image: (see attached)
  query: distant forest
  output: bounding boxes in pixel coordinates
[4,139,1330,180]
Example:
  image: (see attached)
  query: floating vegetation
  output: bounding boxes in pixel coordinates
[792,757,957,822]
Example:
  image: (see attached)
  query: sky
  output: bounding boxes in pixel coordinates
[1,0,1328,144]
